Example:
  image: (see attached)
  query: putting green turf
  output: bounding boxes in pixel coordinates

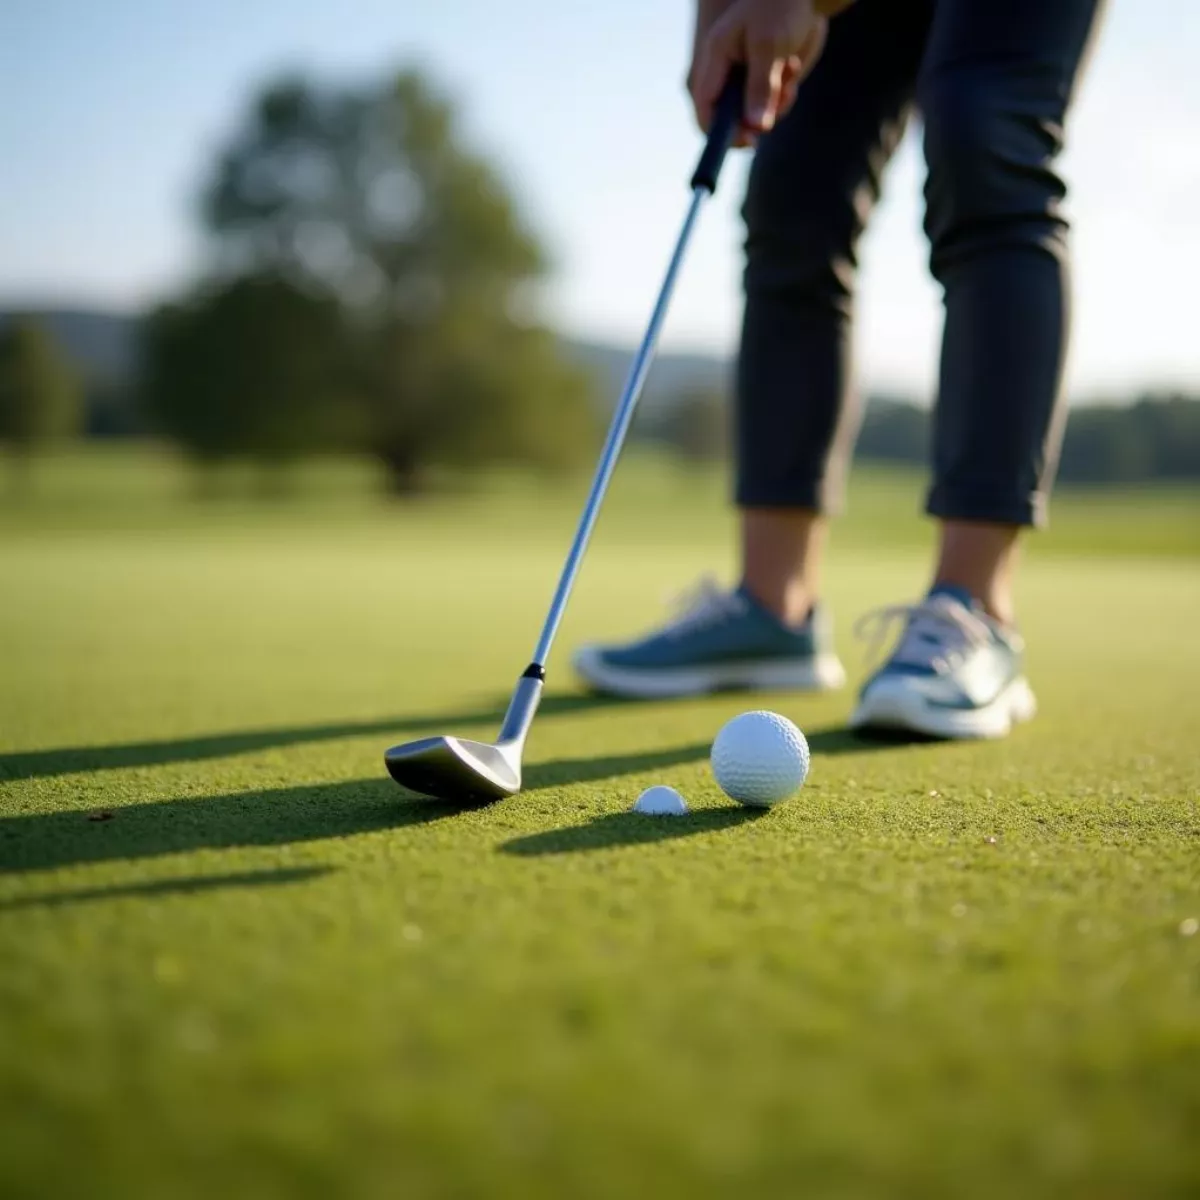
[1,452,1197,1199]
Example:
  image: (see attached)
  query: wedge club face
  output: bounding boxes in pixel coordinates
[384,673,542,804]
[384,734,521,803]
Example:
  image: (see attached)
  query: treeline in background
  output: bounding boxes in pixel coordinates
[640,387,1200,485]
[2,64,1199,496]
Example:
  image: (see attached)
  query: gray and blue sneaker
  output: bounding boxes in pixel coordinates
[572,577,847,699]
[849,584,1036,739]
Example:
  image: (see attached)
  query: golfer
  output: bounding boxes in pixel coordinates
[573,0,1107,739]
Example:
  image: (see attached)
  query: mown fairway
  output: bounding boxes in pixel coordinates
[1,450,1197,1199]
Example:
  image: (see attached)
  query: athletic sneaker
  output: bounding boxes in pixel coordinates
[849,584,1037,739]
[572,577,847,699]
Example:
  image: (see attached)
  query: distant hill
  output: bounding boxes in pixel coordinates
[0,307,139,386]
[563,338,732,418]
[0,304,734,433]
[0,306,145,435]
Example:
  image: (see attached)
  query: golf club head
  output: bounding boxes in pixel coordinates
[384,734,521,804]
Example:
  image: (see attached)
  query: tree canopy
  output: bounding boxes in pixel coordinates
[141,274,350,469]
[139,66,595,491]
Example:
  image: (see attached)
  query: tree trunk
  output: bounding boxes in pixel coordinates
[190,456,227,501]
[377,441,428,497]
[5,445,33,501]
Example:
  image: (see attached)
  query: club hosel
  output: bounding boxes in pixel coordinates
[498,666,545,747]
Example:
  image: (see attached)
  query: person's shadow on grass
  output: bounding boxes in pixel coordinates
[0,741,714,875]
[0,693,629,782]
[0,778,458,876]
[0,725,911,876]
[0,731,712,874]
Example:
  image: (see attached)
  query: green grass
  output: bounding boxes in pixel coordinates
[1,449,1197,1199]
[4,444,1198,559]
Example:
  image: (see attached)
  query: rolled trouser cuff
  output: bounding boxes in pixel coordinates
[734,479,832,515]
[925,483,1048,529]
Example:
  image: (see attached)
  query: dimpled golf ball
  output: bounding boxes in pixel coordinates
[711,710,810,807]
[632,785,689,816]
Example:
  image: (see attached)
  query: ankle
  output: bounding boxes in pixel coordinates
[933,521,1020,627]
[740,507,825,628]
[982,596,1015,627]
[932,578,1014,626]
[741,578,813,627]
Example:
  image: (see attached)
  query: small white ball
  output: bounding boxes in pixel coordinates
[632,785,689,816]
[711,710,810,807]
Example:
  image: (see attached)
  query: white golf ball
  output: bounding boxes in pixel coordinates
[711,710,810,807]
[632,785,689,816]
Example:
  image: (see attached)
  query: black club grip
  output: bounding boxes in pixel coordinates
[689,63,748,193]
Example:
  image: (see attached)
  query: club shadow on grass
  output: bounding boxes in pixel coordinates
[500,807,765,857]
[0,693,631,783]
[0,865,333,913]
[0,779,463,877]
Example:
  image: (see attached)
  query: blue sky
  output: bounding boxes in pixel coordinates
[2,0,1198,396]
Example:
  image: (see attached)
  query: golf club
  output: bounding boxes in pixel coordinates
[385,66,748,803]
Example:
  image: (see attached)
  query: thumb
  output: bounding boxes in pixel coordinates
[745,48,783,132]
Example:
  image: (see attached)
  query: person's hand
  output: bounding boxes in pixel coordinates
[689,0,832,145]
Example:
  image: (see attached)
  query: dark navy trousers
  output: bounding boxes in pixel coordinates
[735,0,1107,526]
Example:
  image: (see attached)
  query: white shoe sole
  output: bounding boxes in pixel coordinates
[849,675,1037,740]
[571,645,847,700]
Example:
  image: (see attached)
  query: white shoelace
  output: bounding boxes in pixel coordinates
[660,576,745,640]
[854,595,992,673]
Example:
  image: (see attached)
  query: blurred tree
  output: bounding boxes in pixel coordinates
[0,318,82,491]
[199,67,595,492]
[1056,393,1200,484]
[140,274,352,481]
[1057,405,1151,483]
[362,311,596,490]
[1132,393,1200,480]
